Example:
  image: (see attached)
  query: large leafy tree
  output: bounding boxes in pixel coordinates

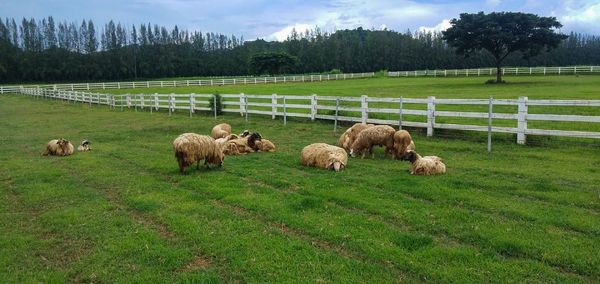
[442,12,568,83]
[249,52,297,75]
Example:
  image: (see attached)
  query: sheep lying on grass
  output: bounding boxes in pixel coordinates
[215,134,239,147]
[338,123,374,151]
[210,123,232,139]
[256,139,275,152]
[349,125,395,158]
[401,150,446,175]
[393,130,415,159]
[77,140,91,152]
[173,133,224,174]
[301,143,348,172]
[222,132,262,155]
[42,138,74,156]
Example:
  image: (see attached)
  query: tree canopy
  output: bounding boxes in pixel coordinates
[442,12,568,83]
[249,52,297,75]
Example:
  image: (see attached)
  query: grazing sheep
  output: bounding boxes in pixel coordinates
[256,139,275,152]
[77,140,91,152]
[173,133,224,174]
[401,150,446,175]
[392,130,415,159]
[222,132,262,155]
[210,123,232,139]
[337,123,374,151]
[301,143,348,172]
[42,138,74,156]
[349,125,396,158]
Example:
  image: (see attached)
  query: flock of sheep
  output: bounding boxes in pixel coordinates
[42,122,446,176]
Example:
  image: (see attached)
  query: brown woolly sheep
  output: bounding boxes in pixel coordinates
[337,123,374,151]
[173,133,224,174]
[210,123,232,139]
[222,132,262,155]
[215,134,239,147]
[301,143,348,172]
[392,130,415,159]
[77,140,91,152]
[42,138,74,156]
[401,150,446,175]
[349,125,396,158]
[256,139,275,152]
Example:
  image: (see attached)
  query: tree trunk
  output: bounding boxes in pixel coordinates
[496,60,502,83]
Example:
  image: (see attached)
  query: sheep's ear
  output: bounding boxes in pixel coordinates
[333,161,342,172]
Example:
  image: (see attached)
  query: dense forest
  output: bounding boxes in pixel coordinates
[1,16,600,83]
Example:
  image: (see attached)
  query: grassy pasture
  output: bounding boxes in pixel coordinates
[1,79,600,282]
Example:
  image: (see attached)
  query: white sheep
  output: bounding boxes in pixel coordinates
[256,139,275,152]
[42,138,74,156]
[173,133,224,174]
[401,150,446,175]
[210,123,232,139]
[349,125,396,158]
[77,140,91,152]
[301,143,348,172]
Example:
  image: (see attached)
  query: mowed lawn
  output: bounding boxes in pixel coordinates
[1,77,600,282]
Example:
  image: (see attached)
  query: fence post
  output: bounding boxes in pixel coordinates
[89,92,92,107]
[190,94,195,118]
[558,67,561,75]
[361,95,368,124]
[544,67,546,75]
[169,94,173,116]
[311,94,317,121]
[213,94,217,119]
[334,97,340,132]
[427,96,435,137]
[488,97,493,153]
[398,96,403,130]
[121,95,124,111]
[271,93,277,119]
[517,96,528,144]
[140,94,144,109]
[244,95,248,122]
[239,93,245,116]
[283,96,287,126]
[126,94,131,108]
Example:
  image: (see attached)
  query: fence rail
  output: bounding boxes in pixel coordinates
[388,66,600,77]
[16,88,600,145]
[0,72,374,94]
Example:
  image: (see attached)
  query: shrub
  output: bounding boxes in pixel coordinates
[209,93,223,115]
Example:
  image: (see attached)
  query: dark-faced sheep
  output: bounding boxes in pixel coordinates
[42,138,74,156]
[173,133,224,174]
[301,143,348,172]
[349,125,396,158]
[401,150,446,175]
[392,130,415,159]
[210,123,232,139]
[337,123,374,151]
[77,140,91,152]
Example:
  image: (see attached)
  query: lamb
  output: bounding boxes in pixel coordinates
[392,130,415,159]
[210,123,232,139]
[349,125,396,158]
[401,150,446,175]
[77,140,91,152]
[256,139,275,152]
[173,133,224,174]
[337,123,374,151]
[301,143,348,172]
[42,138,74,156]
[222,132,262,155]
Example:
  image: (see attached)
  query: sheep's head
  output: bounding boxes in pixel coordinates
[240,130,250,137]
[401,150,418,163]
[58,139,69,146]
[327,158,345,172]
[81,140,90,146]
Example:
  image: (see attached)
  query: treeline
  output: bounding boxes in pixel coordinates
[1,16,600,83]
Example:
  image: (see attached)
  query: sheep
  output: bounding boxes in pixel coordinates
[173,133,224,174]
[392,130,415,159]
[222,132,262,155]
[239,129,250,137]
[256,139,275,152]
[401,150,446,176]
[349,125,396,158]
[337,123,374,151]
[210,123,232,139]
[215,134,239,147]
[42,138,74,156]
[301,143,348,172]
[77,140,91,152]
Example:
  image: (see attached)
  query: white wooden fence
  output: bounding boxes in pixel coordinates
[0,72,374,94]
[17,88,600,145]
[388,66,600,77]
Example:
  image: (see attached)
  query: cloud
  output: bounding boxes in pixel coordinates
[266,24,313,41]
[486,0,502,6]
[418,19,451,33]
[560,1,600,34]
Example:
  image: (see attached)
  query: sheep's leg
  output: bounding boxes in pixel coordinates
[179,161,186,175]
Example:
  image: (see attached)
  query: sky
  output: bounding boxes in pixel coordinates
[1,0,599,41]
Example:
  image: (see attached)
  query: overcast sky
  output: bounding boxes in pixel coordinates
[1,0,599,41]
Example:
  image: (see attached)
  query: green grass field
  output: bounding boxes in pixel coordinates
[2,75,600,282]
